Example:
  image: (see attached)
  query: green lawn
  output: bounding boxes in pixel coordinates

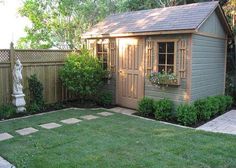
[0,108,236,168]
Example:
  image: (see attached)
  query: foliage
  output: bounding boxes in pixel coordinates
[176,104,197,126]
[225,95,233,110]
[206,97,221,116]
[225,74,235,96]
[153,98,174,121]
[59,49,106,100]
[96,91,113,107]
[0,104,16,119]
[27,74,44,113]
[17,0,124,49]
[194,99,212,121]
[149,70,178,86]
[138,97,154,116]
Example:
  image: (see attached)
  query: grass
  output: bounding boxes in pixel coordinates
[0,108,236,168]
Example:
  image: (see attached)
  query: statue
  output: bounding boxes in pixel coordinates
[13,59,23,94]
[12,59,26,112]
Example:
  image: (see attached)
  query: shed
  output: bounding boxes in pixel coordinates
[82,1,233,109]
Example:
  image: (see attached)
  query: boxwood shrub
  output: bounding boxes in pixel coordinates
[194,99,212,121]
[176,104,197,126]
[138,97,154,116]
[0,104,16,119]
[153,98,173,121]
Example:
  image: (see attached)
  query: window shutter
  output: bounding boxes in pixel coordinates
[178,40,187,78]
[146,40,153,75]
[109,39,116,72]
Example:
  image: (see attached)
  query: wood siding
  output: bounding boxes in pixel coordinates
[198,11,226,38]
[191,34,226,101]
[144,34,191,105]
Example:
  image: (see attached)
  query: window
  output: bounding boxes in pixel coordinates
[97,40,108,70]
[157,42,175,73]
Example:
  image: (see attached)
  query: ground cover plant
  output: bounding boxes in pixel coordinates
[0,108,236,168]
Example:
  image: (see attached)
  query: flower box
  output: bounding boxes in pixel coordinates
[149,71,180,87]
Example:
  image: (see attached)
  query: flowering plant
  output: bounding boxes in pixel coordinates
[149,70,178,86]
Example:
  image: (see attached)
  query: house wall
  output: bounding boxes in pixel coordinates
[191,11,227,102]
[144,34,191,105]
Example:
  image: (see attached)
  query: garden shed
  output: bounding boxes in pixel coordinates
[82,1,233,109]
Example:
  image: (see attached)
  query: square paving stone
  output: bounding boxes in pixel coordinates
[0,156,15,168]
[39,123,61,129]
[97,112,114,116]
[80,115,99,120]
[16,127,38,136]
[0,133,13,142]
[61,118,82,124]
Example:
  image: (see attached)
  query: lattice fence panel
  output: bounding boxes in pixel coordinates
[146,40,153,75]
[0,50,10,63]
[178,40,187,79]
[15,50,73,63]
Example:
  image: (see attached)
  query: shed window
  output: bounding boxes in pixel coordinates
[157,42,175,73]
[97,40,108,70]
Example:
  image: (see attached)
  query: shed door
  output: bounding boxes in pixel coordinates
[117,38,144,109]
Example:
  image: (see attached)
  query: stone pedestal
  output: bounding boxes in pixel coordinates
[12,94,26,113]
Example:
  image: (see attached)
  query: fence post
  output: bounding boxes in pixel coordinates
[9,42,15,97]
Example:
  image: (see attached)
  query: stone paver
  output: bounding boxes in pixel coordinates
[0,156,15,168]
[60,118,82,124]
[0,133,13,142]
[197,110,236,135]
[39,122,61,129]
[109,107,137,115]
[16,127,38,136]
[80,115,99,120]
[97,112,114,116]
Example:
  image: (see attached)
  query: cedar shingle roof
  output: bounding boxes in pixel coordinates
[83,1,221,37]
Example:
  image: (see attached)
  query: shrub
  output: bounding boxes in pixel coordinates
[0,104,16,119]
[153,98,173,121]
[215,96,227,114]
[60,49,106,100]
[194,99,212,121]
[27,74,44,113]
[225,95,233,110]
[138,97,154,116]
[176,104,197,126]
[97,91,113,107]
[206,97,220,116]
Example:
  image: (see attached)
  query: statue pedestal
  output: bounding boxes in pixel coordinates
[12,94,26,113]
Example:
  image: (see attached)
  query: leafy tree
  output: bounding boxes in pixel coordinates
[17,0,123,49]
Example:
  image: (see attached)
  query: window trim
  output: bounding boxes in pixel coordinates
[156,39,178,74]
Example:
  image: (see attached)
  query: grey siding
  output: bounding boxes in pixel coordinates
[144,34,190,105]
[199,11,225,37]
[191,34,226,101]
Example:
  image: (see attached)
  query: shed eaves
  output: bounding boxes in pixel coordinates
[83,1,219,37]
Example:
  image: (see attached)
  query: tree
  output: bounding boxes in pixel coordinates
[17,0,123,49]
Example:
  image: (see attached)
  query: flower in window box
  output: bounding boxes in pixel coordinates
[149,70,179,86]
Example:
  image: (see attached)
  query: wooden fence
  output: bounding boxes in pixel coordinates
[0,43,76,106]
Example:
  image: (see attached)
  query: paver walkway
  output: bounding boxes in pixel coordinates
[0,156,15,168]
[197,110,236,135]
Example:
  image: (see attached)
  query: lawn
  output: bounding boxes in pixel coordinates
[0,108,236,168]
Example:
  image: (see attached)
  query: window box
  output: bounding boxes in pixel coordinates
[149,71,180,87]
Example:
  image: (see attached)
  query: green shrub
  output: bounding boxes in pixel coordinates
[176,104,197,126]
[206,97,220,116]
[97,91,113,107]
[0,104,16,119]
[138,97,154,116]
[27,74,44,113]
[225,95,233,110]
[215,96,227,114]
[154,98,173,121]
[60,49,106,100]
[194,99,212,121]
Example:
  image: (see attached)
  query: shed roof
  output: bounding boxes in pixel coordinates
[83,1,232,38]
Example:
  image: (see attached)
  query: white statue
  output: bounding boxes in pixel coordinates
[12,59,26,112]
[13,59,23,94]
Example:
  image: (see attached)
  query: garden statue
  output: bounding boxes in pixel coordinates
[12,59,26,112]
[13,59,23,94]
